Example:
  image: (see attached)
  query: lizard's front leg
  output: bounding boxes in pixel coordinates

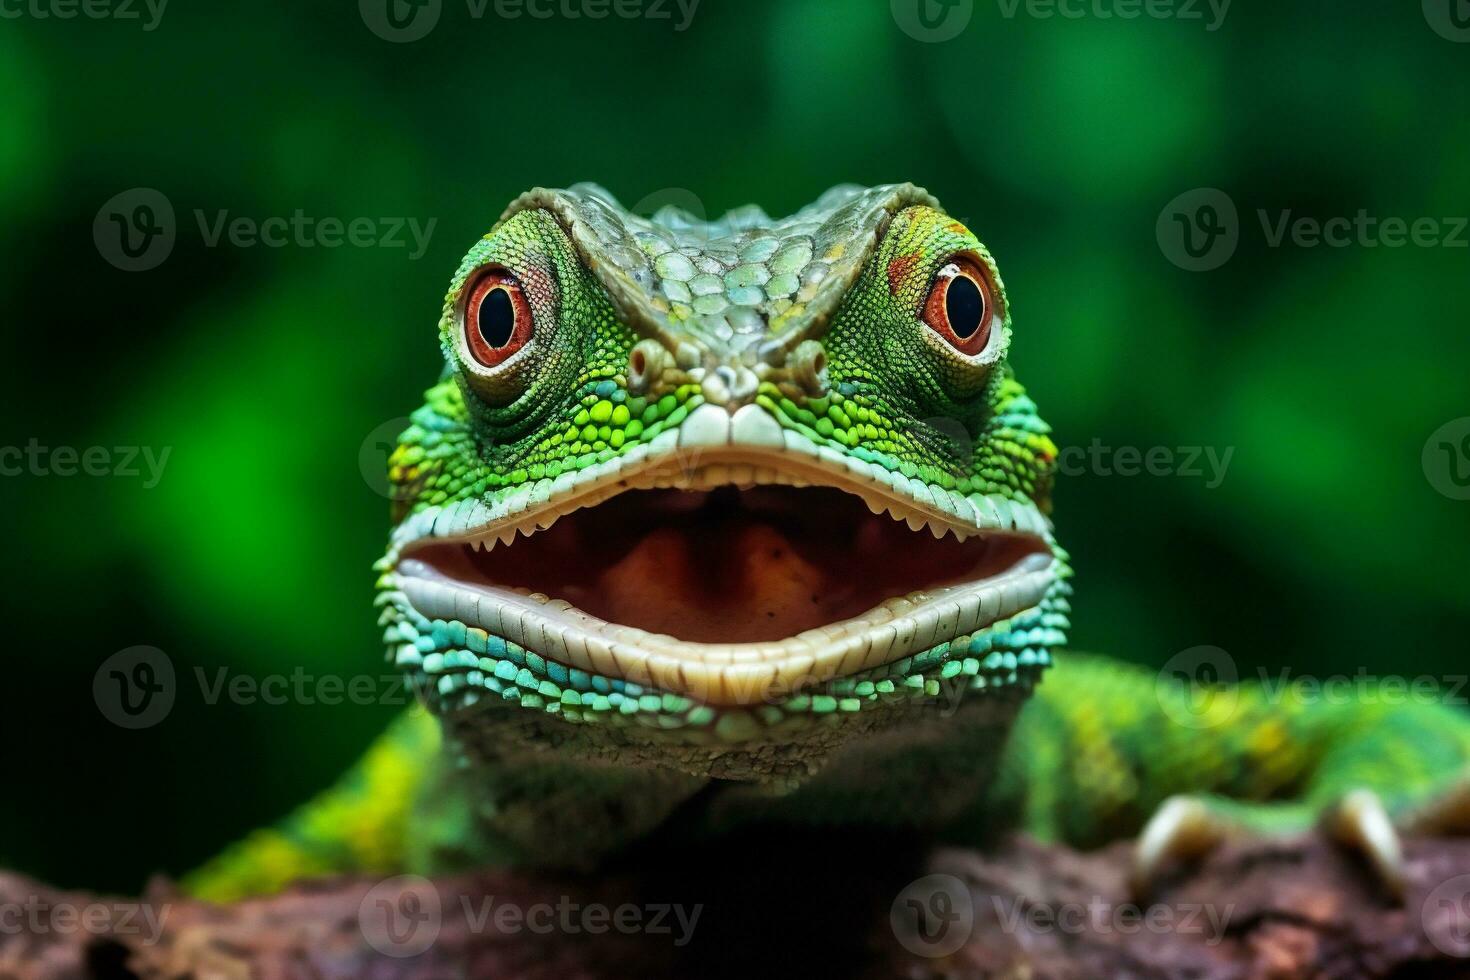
[994,652,1470,897]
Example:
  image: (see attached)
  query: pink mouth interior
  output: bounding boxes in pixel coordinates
[405,486,1047,643]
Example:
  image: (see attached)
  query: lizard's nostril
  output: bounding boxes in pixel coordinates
[627,339,670,396]
[791,339,829,397]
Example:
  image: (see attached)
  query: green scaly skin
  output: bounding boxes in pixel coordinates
[185,185,1470,903]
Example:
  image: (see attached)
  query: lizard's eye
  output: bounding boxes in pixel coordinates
[922,257,995,357]
[464,268,533,368]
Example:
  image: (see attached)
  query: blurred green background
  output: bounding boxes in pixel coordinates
[2,0,1467,892]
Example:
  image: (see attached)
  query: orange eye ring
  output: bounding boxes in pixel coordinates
[922,257,995,356]
[464,268,533,368]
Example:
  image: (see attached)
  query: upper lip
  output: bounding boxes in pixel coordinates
[387,404,1056,705]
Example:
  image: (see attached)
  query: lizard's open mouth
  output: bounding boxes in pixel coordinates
[403,485,1047,643]
[390,405,1056,705]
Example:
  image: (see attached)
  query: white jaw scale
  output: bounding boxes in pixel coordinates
[387,403,1058,706]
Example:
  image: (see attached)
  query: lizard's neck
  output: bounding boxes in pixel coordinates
[417,692,1030,871]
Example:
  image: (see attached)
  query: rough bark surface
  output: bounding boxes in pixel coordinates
[3,833,1469,979]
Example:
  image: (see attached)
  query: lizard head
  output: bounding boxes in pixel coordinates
[378,184,1070,777]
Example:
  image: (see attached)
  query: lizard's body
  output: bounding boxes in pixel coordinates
[188,185,1470,902]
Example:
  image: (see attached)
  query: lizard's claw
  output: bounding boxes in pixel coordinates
[1323,771,1470,901]
[1131,791,1410,902]
[1323,789,1405,900]
[1399,769,1470,837]
[1132,776,1470,905]
[1131,795,1230,900]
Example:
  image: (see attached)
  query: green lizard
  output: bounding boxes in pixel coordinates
[186,184,1470,903]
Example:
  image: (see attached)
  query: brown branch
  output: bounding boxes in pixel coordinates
[3,833,1469,979]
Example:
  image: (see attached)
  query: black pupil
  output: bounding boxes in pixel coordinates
[945,275,985,340]
[477,287,516,348]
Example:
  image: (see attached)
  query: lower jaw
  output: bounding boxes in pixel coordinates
[380,565,1069,747]
[395,549,1053,704]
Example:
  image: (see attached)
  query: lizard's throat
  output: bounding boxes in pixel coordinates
[401,486,1047,644]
